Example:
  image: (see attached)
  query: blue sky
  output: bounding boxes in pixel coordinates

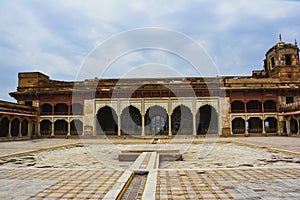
[0,0,300,101]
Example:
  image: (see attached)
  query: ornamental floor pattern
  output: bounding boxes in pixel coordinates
[156,167,300,200]
[0,168,123,200]
[0,167,299,199]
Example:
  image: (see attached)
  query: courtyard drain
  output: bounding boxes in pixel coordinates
[120,172,148,200]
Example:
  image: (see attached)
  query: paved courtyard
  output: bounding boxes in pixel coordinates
[0,136,299,199]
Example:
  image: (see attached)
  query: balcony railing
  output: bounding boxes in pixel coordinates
[247,109,262,113]
[264,108,277,113]
[281,101,300,112]
[231,109,245,113]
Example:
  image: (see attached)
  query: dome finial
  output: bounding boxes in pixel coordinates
[279,33,282,42]
[295,38,298,45]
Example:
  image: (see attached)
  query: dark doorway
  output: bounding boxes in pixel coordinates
[40,120,52,135]
[196,105,218,134]
[0,117,9,137]
[232,118,245,134]
[247,117,262,133]
[70,120,83,135]
[11,118,20,137]
[290,118,298,134]
[145,106,168,136]
[54,120,68,135]
[171,105,193,135]
[21,119,29,136]
[96,106,118,135]
[264,117,278,133]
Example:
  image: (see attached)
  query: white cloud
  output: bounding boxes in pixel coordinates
[0,0,300,101]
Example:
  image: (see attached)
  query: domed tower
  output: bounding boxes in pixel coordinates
[263,35,299,80]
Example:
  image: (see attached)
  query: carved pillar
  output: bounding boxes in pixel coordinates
[51,118,55,136]
[142,114,145,137]
[18,120,22,137]
[286,118,291,136]
[67,120,71,137]
[8,120,12,137]
[37,121,41,136]
[168,114,172,136]
[117,115,121,137]
[262,117,266,135]
[193,113,197,136]
[28,122,31,137]
[245,117,249,136]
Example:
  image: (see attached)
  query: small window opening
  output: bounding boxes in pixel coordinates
[270,57,275,68]
[285,55,291,66]
[286,96,294,104]
[25,101,32,106]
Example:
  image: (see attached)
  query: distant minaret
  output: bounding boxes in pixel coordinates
[279,33,282,42]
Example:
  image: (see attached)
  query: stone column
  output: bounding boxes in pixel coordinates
[37,121,41,136]
[18,121,22,137]
[8,120,12,138]
[262,117,266,135]
[142,114,145,137]
[286,119,291,136]
[168,114,172,136]
[51,118,55,137]
[28,122,31,137]
[245,117,249,136]
[193,113,197,136]
[67,120,71,137]
[117,115,121,137]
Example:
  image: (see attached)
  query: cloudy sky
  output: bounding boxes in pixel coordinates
[0,0,299,101]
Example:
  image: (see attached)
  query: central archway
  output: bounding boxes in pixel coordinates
[145,105,168,136]
[196,105,218,134]
[247,117,262,134]
[96,106,118,135]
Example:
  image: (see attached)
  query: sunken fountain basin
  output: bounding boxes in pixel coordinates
[118,145,183,162]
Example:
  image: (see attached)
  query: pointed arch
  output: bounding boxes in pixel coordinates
[121,105,142,136]
[145,105,168,136]
[11,118,20,137]
[171,105,193,135]
[264,117,278,133]
[40,103,52,115]
[290,118,298,134]
[21,119,29,136]
[247,117,262,134]
[96,106,118,135]
[54,103,69,115]
[232,118,245,134]
[196,104,218,134]
[0,117,9,137]
[70,119,83,135]
[40,120,52,135]
[54,119,68,135]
